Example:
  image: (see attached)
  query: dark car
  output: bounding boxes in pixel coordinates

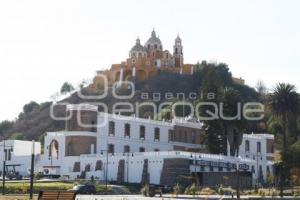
[69,184,96,194]
[148,184,172,197]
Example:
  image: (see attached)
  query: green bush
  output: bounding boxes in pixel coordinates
[217,185,224,195]
[184,184,196,196]
[2,182,112,194]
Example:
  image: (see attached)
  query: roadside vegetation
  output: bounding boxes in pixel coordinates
[1,181,111,195]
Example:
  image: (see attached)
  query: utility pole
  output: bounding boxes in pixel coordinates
[29,140,35,200]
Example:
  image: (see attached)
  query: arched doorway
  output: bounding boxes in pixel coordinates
[49,140,59,159]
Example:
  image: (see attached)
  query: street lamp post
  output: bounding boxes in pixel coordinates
[29,140,35,200]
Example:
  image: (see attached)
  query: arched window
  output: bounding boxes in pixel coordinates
[154,44,157,49]
[95,160,103,171]
[85,164,91,172]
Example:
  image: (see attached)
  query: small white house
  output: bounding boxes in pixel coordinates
[0,140,41,177]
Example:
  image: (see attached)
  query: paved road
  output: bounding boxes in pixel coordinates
[75,194,233,200]
[75,194,300,200]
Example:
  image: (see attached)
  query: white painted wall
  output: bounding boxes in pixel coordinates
[0,140,41,176]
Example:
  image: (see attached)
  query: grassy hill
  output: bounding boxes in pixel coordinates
[0,62,262,144]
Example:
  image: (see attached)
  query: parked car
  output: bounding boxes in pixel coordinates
[148,184,172,197]
[69,184,96,195]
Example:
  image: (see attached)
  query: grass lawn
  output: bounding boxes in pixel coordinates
[0,181,111,195]
[0,194,38,200]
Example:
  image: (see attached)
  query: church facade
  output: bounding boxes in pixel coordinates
[92,30,195,88]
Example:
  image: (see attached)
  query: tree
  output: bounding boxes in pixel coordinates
[256,80,268,101]
[198,87,248,199]
[0,120,13,137]
[286,141,300,169]
[60,82,75,94]
[9,132,25,140]
[268,83,299,197]
[23,101,39,114]
[219,88,247,199]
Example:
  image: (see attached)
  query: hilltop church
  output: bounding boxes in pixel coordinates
[92,30,196,88]
[92,29,244,88]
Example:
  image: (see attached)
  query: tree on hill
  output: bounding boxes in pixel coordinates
[23,101,39,114]
[286,141,300,186]
[0,120,13,138]
[60,82,75,95]
[9,132,25,140]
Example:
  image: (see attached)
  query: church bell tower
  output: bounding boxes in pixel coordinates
[173,34,183,68]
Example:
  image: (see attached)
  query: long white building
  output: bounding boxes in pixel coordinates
[34,104,274,187]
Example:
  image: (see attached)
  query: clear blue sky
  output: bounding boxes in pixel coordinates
[0,0,299,121]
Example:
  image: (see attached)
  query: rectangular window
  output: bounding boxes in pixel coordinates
[124,145,130,153]
[154,127,160,141]
[108,121,115,135]
[139,147,145,152]
[125,123,130,137]
[4,149,11,161]
[257,142,261,153]
[140,125,145,139]
[73,162,81,172]
[4,149,7,161]
[245,140,250,152]
[108,144,114,154]
[7,149,11,160]
[168,130,174,142]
